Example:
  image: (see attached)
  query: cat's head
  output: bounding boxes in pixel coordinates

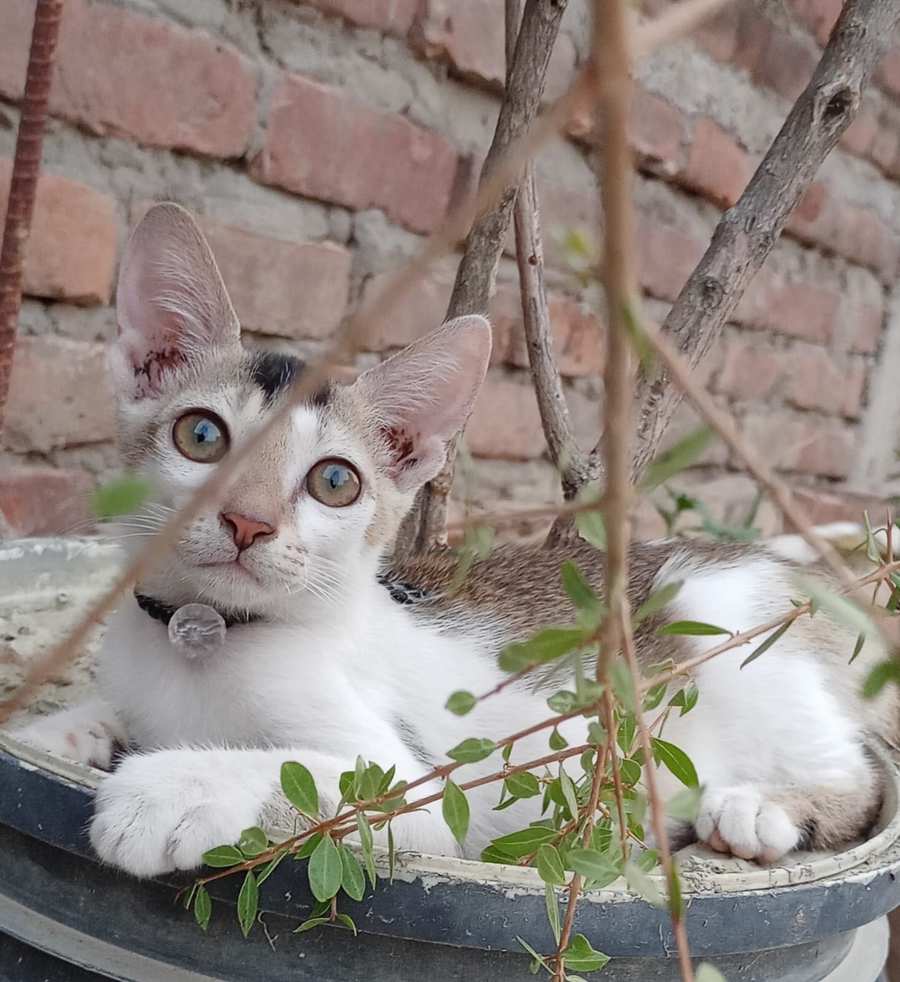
[111,203,491,616]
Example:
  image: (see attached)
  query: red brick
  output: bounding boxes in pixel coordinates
[761,282,838,344]
[201,223,351,340]
[753,25,817,101]
[849,301,884,354]
[360,271,448,351]
[842,359,867,419]
[0,467,94,537]
[715,337,782,401]
[531,183,601,270]
[570,87,687,178]
[2,337,115,453]
[792,419,855,478]
[733,6,773,74]
[788,486,890,528]
[1,0,257,158]
[841,108,878,158]
[306,0,418,33]
[636,219,707,303]
[877,49,900,100]
[412,0,574,90]
[0,160,117,305]
[679,118,752,208]
[466,373,545,460]
[790,0,842,45]
[495,286,605,377]
[784,344,847,415]
[870,121,900,176]
[693,4,740,62]
[255,74,457,234]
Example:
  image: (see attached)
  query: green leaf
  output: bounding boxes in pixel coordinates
[193,885,212,932]
[618,756,642,786]
[668,683,699,716]
[357,813,377,888]
[445,690,477,716]
[442,780,470,846]
[567,848,621,886]
[238,826,268,858]
[334,912,358,935]
[339,845,366,902]
[741,619,794,668]
[666,786,702,822]
[294,832,322,860]
[505,772,541,799]
[642,681,668,711]
[387,823,396,882]
[667,863,684,919]
[652,738,699,787]
[294,916,331,934]
[863,659,900,699]
[611,660,637,713]
[575,499,606,549]
[561,561,603,628]
[559,767,579,819]
[537,844,567,887]
[850,632,866,664]
[280,761,319,816]
[625,860,665,907]
[201,844,244,868]
[91,475,152,519]
[797,575,876,641]
[499,628,586,672]
[695,964,727,982]
[490,826,557,859]
[546,689,578,714]
[516,935,552,974]
[634,581,683,624]
[641,426,714,491]
[635,849,659,873]
[237,871,259,938]
[564,933,611,973]
[549,727,568,750]
[447,737,496,764]
[657,620,730,637]
[544,884,562,942]
[617,714,635,752]
[256,850,288,887]
[308,835,343,902]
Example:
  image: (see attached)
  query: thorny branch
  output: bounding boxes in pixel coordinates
[0,0,64,433]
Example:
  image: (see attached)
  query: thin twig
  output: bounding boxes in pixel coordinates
[0,0,64,432]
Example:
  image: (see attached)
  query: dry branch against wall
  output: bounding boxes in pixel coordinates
[0,0,64,433]
[397,0,569,557]
[626,0,900,484]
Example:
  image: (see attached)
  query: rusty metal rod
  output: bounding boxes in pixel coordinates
[0,0,65,433]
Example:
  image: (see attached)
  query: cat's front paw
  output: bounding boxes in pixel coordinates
[695,786,799,863]
[90,750,268,877]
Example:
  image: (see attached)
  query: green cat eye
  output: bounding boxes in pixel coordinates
[172,410,230,463]
[306,458,362,508]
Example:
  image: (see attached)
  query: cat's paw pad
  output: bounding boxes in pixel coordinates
[13,715,120,769]
[90,752,262,877]
[695,787,799,863]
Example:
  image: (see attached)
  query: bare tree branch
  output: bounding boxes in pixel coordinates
[0,0,64,433]
[397,0,569,557]
[625,0,900,484]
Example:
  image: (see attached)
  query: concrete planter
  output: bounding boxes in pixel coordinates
[0,538,897,981]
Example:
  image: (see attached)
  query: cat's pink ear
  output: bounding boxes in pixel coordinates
[353,315,492,492]
[112,203,241,400]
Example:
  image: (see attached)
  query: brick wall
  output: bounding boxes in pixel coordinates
[0,0,897,540]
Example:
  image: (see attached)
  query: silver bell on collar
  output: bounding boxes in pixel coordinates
[168,603,227,659]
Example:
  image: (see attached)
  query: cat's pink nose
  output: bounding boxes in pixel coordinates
[219,512,276,552]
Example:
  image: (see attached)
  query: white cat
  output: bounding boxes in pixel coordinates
[11,203,896,877]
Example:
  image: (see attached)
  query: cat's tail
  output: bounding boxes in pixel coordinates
[765,521,889,564]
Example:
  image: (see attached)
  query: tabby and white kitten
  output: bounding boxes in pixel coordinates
[12,203,895,877]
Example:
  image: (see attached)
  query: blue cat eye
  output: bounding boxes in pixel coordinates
[172,410,230,463]
[306,458,362,508]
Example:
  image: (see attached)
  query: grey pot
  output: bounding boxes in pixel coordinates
[0,537,898,982]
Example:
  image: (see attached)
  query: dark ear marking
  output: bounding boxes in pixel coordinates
[133,347,187,399]
[382,424,416,467]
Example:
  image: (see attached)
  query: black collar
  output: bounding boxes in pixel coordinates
[134,592,262,628]
[134,574,430,629]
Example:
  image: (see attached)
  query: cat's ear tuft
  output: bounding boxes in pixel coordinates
[112,202,241,401]
[353,315,492,492]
